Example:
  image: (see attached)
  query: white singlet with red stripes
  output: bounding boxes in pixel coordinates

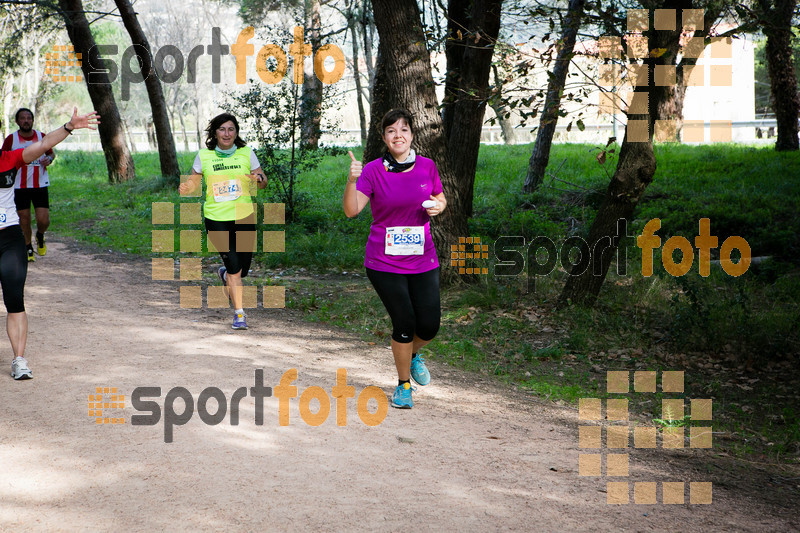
[9,131,50,189]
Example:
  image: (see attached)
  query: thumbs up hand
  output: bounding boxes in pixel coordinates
[348,151,362,183]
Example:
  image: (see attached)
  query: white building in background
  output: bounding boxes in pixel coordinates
[682,34,756,142]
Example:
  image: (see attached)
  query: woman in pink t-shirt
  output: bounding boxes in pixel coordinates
[343,109,447,409]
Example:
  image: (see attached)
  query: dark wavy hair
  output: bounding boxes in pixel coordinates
[204,113,246,150]
[381,108,414,134]
[15,108,34,122]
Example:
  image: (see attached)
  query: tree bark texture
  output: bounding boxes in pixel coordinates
[488,96,517,144]
[301,0,323,148]
[440,0,503,216]
[58,0,135,183]
[559,2,689,306]
[369,0,470,282]
[758,0,800,151]
[523,0,585,192]
[360,0,376,108]
[114,0,180,182]
[363,45,389,163]
[348,11,367,145]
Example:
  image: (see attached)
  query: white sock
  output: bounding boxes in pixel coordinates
[234,308,244,315]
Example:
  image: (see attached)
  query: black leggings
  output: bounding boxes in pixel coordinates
[0,225,27,313]
[204,218,256,277]
[366,267,440,344]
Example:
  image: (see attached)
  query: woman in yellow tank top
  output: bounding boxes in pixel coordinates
[179,113,267,330]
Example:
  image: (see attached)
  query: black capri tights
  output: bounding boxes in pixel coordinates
[0,225,27,313]
[366,267,440,344]
[204,218,256,277]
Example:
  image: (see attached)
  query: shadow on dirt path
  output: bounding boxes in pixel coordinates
[0,239,797,531]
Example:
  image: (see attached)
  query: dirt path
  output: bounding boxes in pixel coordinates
[0,239,797,532]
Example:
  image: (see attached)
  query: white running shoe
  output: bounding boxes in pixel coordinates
[11,357,33,380]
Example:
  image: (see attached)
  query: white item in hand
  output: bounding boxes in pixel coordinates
[422,200,436,208]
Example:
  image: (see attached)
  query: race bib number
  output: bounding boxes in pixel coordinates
[212,179,242,203]
[385,226,425,255]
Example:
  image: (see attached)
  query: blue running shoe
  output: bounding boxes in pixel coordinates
[391,382,414,409]
[232,312,248,330]
[410,354,430,386]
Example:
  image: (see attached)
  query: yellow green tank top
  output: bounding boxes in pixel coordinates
[198,147,255,221]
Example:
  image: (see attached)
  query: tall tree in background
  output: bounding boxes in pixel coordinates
[366,0,503,279]
[58,0,135,183]
[301,0,323,148]
[559,2,691,306]
[656,6,723,137]
[755,0,800,151]
[363,44,388,161]
[441,0,503,217]
[359,0,376,108]
[237,0,326,148]
[114,0,180,181]
[367,0,470,280]
[523,0,585,193]
[488,62,517,145]
[344,0,367,144]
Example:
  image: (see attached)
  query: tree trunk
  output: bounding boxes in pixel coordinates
[194,97,201,150]
[178,103,189,152]
[441,0,470,139]
[758,0,800,151]
[660,9,720,135]
[440,0,503,217]
[360,0,376,108]
[364,45,388,163]
[369,0,469,282]
[559,3,686,307]
[301,0,323,148]
[349,11,367,145]
[122,118,137,153]
[114,0,180,180]
[146,119,156,150]
[489,100,516,145]
[489,64,517,145]
[58,0,135,183]
[523,0,585,192]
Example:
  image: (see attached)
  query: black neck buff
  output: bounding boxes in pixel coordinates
[382,149,416,173]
